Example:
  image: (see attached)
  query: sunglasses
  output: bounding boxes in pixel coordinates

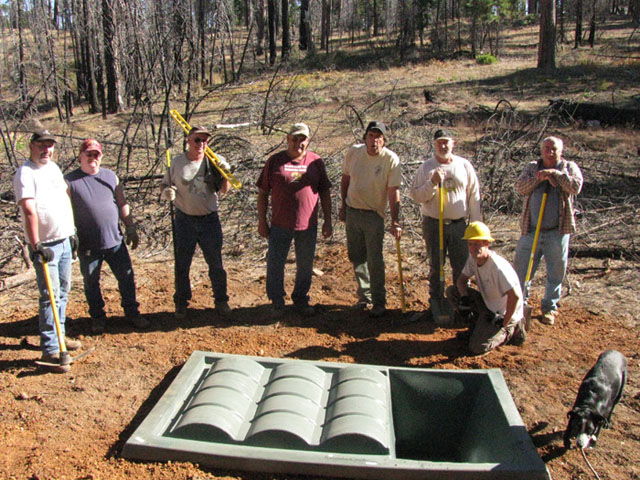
[192,137,209,144]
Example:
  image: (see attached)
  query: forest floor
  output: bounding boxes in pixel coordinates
[1,232,639,480]
[2,17,640,480]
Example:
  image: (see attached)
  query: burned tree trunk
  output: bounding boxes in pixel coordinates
[268,0,276,65]
[537,0,556,71]
[103,0,123,113]
[281,0,290,60]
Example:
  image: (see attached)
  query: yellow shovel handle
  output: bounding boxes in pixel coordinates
[438,183,445,297]
[395,237,407,313]
[525,182,550,285]
[41,261,67,353]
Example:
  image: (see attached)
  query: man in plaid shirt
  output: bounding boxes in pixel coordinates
[513,136,583,325]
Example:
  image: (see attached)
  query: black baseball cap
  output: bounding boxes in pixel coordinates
[365,121,387,137]
[433,129,453,141]
[30,129,57,143]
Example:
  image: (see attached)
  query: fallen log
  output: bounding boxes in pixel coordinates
[549,99,640,126]
[570,246,639,260]
[0,269,35,291]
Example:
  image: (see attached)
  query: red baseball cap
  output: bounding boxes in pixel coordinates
[80,139,103,154]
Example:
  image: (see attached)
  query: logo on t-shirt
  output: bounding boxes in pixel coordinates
[443,177,457,191]
[284,164,307,182]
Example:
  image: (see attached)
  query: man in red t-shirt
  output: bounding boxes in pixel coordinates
[257,123,332,316]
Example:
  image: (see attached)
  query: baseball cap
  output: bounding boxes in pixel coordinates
[433,129,453,141]
[365,121,387,136]
[30,129,57,143]
[288,123,310,138]
[189,125,211,136]
[79,139,103,154]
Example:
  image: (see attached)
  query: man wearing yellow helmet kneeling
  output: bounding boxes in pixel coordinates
[446,221,527,355]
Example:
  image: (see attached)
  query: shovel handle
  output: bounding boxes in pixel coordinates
[438,182,445,298]
[524,181,550,289]
[395,237,407,313]
[41,261,67,353]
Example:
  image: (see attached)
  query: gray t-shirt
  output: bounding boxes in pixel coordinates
[162,152,221,216]
[529,182,560,231]
[65,167,122,252]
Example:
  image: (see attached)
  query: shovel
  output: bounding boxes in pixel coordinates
[34,261,94,368]
[523,181,550,329]
[434,182,452,325]
[166,149,178,273]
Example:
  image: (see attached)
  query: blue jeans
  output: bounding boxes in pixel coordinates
[31,237,72,355]
[78,241,139,319]
[174,209,228,308]
[421,216,468,299]
[514,229,570,314]
[266,224,317,306]
[345,207,386,307]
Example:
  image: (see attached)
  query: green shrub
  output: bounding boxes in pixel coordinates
[476,54,498,65]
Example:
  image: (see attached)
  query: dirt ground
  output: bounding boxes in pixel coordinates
[1,232,639,480]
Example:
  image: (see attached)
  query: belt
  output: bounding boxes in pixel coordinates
[427,216,465,225]
[177,209,218,218]
[346,205,375,213]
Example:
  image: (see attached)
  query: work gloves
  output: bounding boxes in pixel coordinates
[459,295,472,311]
[491,313,506,328]
[70,234,79,260]
[457,295,478,323]
[33,242,54,263]
[204,157,226,192]
[125,224,139,250]
[217,157,230,171]
[160,186,176,202]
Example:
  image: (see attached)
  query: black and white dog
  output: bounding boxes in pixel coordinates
[564,350,627,449]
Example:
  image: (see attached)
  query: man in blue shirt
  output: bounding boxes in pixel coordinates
[66,139,149,334]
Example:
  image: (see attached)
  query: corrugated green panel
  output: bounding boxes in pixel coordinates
[122,351,550,480]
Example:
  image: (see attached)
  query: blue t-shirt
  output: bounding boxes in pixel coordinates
[65,167,122,251]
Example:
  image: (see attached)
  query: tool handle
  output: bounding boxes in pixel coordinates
[41,261,67,353]
[438,182,445,298]
[524,181,550,286]
[395,237,407,313]
[169,109,242,189]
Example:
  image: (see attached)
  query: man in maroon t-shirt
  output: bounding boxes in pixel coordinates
[257,123,332,316]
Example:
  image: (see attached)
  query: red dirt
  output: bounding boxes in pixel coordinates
[1,240,639,480]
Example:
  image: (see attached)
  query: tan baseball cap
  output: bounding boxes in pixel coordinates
[288,123,310,138]
[189,125,211,136]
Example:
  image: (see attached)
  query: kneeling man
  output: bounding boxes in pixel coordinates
[446,221,526,355]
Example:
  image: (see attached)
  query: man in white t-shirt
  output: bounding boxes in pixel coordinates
[13,129,82,372]
[339,121,402,318]
[446,222,526,355]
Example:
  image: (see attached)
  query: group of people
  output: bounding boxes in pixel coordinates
[13,121,582,372]
[14,131,147,372]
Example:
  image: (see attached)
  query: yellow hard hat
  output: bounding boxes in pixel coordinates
[463,221,495,241]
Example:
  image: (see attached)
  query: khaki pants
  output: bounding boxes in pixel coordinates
[345,206,386,307]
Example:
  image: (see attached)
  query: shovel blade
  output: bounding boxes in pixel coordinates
[430,297,453,326]
[524,304,532,332]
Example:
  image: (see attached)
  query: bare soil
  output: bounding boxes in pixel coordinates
[1,234,639,480]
